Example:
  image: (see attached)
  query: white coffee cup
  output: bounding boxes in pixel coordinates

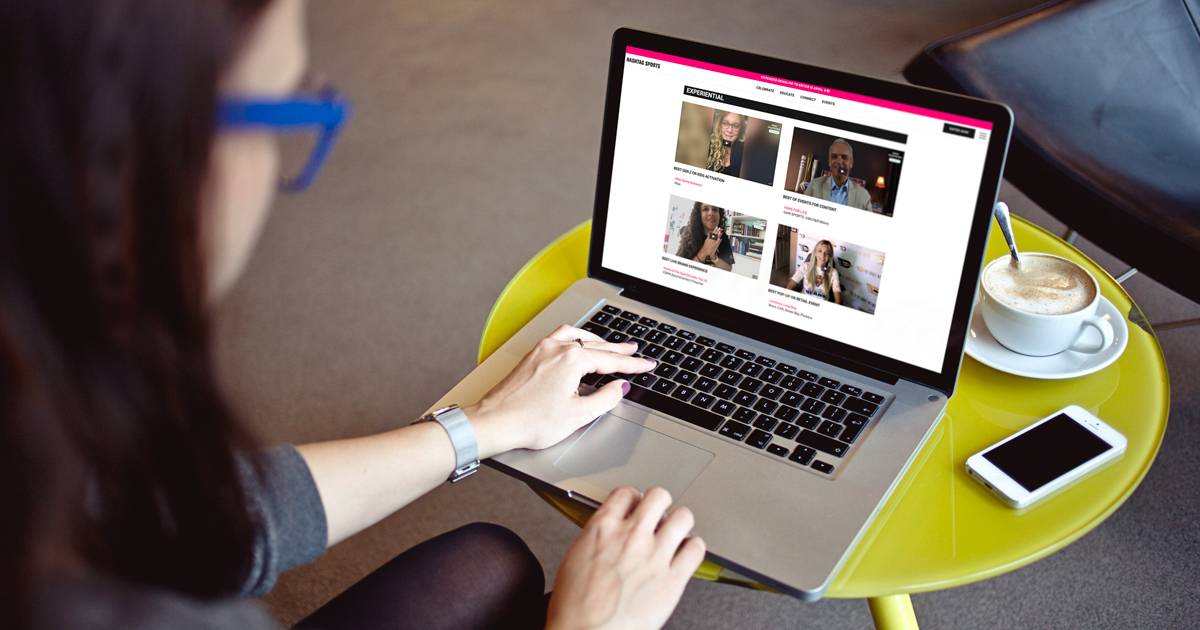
[979,253,1114,357]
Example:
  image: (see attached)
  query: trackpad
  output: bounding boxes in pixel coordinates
[553,414,714,502]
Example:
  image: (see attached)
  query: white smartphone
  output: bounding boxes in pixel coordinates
[966,405,1126,509]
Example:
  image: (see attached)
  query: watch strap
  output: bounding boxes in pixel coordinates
[426,405,480,482]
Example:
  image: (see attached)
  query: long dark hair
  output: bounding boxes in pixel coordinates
[0,0,271,624]
[676,202,733,261]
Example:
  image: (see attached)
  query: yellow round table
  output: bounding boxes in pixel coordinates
[477,217,1169,629]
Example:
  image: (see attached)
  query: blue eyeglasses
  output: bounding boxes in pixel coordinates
[216,83,350,192]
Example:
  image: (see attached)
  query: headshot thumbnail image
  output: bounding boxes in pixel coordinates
[674,103,781,186]
[784,128,904,217]
[769,225,885,314]
[664,195,768,280]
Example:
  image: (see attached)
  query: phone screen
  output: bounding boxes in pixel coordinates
[982,413,1113,492]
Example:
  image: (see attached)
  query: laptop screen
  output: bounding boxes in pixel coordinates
[599,45,996,374]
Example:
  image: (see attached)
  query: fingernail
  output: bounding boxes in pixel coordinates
[621,381,631,395]
[645,358,658,366]
[625,340,639,346]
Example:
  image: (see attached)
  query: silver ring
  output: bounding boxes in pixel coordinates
[574,339,586,349]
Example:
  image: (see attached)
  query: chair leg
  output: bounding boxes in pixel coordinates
[1115,267,1138,284]
[1151,317,1200,331]
[1063,228,1080,245]
[868,594,920,630]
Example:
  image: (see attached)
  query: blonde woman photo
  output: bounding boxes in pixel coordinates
[786,239,843,304]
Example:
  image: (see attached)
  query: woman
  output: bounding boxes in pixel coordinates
[786,239,843,304]
[1,1,704,628]
[675,202,735,271]
[704,110,747,176]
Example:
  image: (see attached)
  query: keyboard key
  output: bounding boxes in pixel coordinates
[619,310,639,320]
[753,415,777,431]
[716,342,736,354]
[606,331,628,344]
[692,393,716,409]
[797,412,821,429]
[625,385,723,431]
[839,422,865,443]
[801,398,825,414]
[774,422,799,439]
[760,385,784,400]
[818,377,841,389]
[818,420,842,437]
[645,330,667,344]
[732,407,757,423]
[700,349,723,363]
[844,412,868,427]
[821,406,847,423]
[694,377,716,392]
[821,390,847,406]
[796,430,849,457]
[651,379,676,395]
[676,329,697,341]
[590,312,613,325]
[681,357,704,372]
[788,445,816,465]
[662,350,684,365]
[738,363,763,377]
[754,356,777,368]
[719,420,751,441]
[773,405,799,423]
[674,371,697,386]
[781,375,804,390]
[681,342,703,357]
[798,370,819,381]
[597,375,616,386]
[811,460,834,474]
[628,324,650,337]
[767,444,790,457]
[747,429,772,449]
[671,386,696,402]
[628,337,647,352]
[753,399,778,414]
[776,363,797,375]
[862,391,885,404]
[643,344,665,359]
[735,349,757,360]
[712,399,736,416]
[699,363,722,378]
[610,318,631,331]
[664,336,685,350]
[719,370,742,386]
[719,355,743,370]
[842,397,879,417]
[781,391,803,407]
[801,383,824,398]
[739,378,763,393]
[632,373,656,387]
[732,391,757,407]
[761,369,783,384]
[696,336,716,347]
[653,364,677,379]
[581,322,608,337]
[638,316,658,327]
[713,384,737,400]
[601,305,621,315]
[657,323,677,334]
[839,384,863,397]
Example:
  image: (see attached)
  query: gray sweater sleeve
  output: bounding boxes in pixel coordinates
[238,444,329,596]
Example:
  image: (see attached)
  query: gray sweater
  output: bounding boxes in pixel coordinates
[34,445,328,629]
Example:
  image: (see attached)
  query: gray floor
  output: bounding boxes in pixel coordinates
[213,2,1200,628]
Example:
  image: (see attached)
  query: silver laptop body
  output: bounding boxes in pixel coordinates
[427,29,1011,599]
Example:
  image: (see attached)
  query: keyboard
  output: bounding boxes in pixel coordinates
[579,304,888,478]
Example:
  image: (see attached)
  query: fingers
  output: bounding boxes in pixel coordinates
[584,350,656,375]
[579,339,639,355]
[670,536,707,577]
[579,378,631,419]
[592,486,641,524]
[655,506,695,559]
[630,486,673,531]
[550,324,605,343]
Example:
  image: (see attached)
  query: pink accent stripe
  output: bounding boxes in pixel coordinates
[626,46,993,131]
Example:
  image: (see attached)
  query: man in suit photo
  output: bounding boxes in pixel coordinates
[803,138,873,211]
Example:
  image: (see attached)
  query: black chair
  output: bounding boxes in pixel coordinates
[903,0,1200,320]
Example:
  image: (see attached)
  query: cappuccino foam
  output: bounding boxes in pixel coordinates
[984,255,1094,315]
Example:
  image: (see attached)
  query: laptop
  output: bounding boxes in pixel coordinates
[428,28,1012,599]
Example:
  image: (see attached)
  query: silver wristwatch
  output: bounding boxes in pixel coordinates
[423,405,480,483]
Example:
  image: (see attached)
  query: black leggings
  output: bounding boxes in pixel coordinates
[296,523,547,629]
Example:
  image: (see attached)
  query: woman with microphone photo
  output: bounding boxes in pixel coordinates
[786,239,843,304]
[675,202,735,271]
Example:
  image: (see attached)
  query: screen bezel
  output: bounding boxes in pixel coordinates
[588,28,1013,393]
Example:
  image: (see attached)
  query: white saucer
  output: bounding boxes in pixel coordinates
[964,296,1128,380]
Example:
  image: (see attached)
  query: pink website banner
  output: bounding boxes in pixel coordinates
[626,46,993,131]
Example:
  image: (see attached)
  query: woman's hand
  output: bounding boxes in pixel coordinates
[547,486,706,630]
[695,228,722,262]
[466,325,656,457]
